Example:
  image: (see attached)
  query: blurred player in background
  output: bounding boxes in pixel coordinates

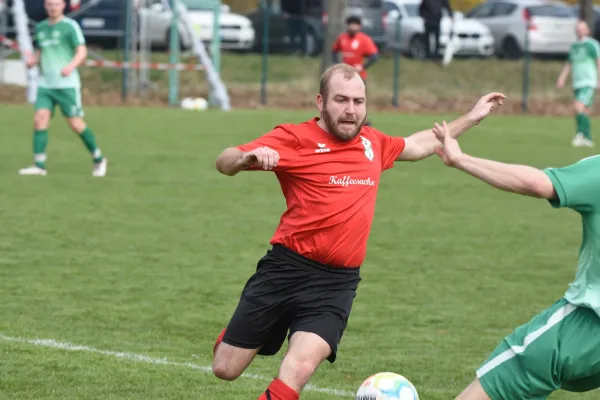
[212,63,504,400]
[557,20,600,148]
[20,0,107,177]
[432,121,600,399]
[419,0,453,60]
[332,15,379,126]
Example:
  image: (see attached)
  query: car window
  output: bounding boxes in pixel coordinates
[491,3,516,17]
[527,5,576,18]
[467,3,494,18]
[349,0,382,8]
[383,1,399,13]
[404,4,419,17]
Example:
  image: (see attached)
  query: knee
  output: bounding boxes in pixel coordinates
[282,356,320,384]
[68,118,86,134]
[33,113,49,130]
[212,357,242,381]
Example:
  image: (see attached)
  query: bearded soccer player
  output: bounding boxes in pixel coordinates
[431,121,600,399]
[212,63,504,400]
[556,20,600,148]
[20,0,107,177]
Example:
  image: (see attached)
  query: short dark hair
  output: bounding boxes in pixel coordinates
[346,15,361,25]
[319,63,361,100]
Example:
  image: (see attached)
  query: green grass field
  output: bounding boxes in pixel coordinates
[1,104,598,399]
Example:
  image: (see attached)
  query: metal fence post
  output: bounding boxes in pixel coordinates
[522,20,531,113]
[260,0,270,105]
[392,14,402,108]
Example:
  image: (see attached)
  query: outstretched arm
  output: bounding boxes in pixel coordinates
[398,92,505,161]
[433,121,556,199]
[216,146,280,176]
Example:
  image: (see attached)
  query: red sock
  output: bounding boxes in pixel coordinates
[213,328,226,354]
[257,378,299,400]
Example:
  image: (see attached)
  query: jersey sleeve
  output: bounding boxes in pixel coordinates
[363,36,378,57]
[236,126,299,172]
[69,20,86,48]
[588,39,600,59]
[374,130,406,171]
[332,35,342,52]
[543,155,600,213]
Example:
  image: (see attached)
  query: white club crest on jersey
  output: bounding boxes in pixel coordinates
[360,136,374,161]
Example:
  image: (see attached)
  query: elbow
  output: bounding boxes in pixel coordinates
[215,157,233,176]
[527,177,555,199]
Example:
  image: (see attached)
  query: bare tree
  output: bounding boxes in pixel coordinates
[321,0,348,73]
[580,0,594,35]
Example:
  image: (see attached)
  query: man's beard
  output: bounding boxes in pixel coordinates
[322,105,366,142]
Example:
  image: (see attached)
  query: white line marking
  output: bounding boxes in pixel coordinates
[0,333,354,398]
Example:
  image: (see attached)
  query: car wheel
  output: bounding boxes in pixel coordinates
[501,36,522,59]
[409,35,426,59]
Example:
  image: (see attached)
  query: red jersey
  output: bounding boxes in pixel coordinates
[237,118,406,268]
[332,32,378,80]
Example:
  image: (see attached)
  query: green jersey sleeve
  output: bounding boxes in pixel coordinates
[585,39,600,60]
[68,20,86,48]
[543,155,600,213]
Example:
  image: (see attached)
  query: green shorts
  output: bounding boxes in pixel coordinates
[35,87,84,118]
[574,87,596,108]
[477,298,600,399]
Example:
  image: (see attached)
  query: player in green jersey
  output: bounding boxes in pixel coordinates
[557,21,600,148]
[20,0,107,177]
[431,120,600,399]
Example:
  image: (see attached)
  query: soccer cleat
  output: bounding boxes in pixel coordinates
[92,157,107,177]
[571,133,584,147]
[18,165,47,176]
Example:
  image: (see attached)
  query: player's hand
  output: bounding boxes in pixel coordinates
[242,146,280,170]
[433,121,463,167]
[25,52,37,68]
[61,65,74,77]
[467,92,505,124]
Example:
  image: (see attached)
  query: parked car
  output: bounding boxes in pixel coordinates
[178,0,254,51]
[383,0,495,59]
[465,0,578,59]
[246,0,388,56]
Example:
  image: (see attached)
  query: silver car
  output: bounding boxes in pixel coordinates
[466,0,578,59]
[384,0,495,59]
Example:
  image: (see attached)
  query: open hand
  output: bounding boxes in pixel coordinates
[243,146,280,170]
[468,92,505,124]
[433,121,463,167]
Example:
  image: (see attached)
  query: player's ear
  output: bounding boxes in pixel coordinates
[316,94,324,112]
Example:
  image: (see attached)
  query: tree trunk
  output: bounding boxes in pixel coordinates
[321,0,348,74]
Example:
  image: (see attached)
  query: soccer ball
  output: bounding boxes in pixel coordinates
[356,372,419,400]
[180,97,208,111]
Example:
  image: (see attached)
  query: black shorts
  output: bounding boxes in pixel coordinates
[222,244,361,363]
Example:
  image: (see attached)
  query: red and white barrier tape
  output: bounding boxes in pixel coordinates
[83,59,205,71]
[0,35,205,71]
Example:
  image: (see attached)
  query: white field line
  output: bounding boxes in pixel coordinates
[0,333,354,397]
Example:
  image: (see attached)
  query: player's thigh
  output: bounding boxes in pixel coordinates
[558,304,600,392]
[34,88,55,127]
[55,88,85,119]
[574,88,595,112]
[221,257,294,357]
[476,299,574,400]
[290,286,358,364]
